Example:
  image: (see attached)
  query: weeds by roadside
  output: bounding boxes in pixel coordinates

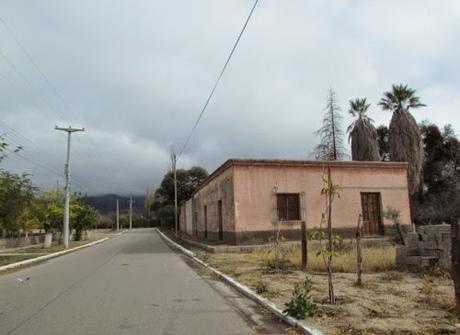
[283,275,317,319]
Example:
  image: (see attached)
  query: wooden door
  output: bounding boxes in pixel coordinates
[360,193,383,236]
[218,200,223,241]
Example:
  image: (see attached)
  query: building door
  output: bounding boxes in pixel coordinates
[360,193,383,236]
[204,206,208,239]
[218,200,223,241]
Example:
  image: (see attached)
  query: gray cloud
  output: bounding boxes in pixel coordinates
[1,0,459,195]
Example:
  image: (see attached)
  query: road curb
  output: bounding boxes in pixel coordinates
[0,237,110,273]
[156,228,322,335]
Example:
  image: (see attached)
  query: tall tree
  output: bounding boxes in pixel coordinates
[0,135,22,164]
[347,98,380,161]
[144,187,154,224]
[0,171,35,236]
[413,122,460,223]
[376,125,390,161]
[154,166,208,226]
[379,84,425,195]
[314,89,347,160]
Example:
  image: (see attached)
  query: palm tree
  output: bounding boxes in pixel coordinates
[379,84,426,195]
[347,98,380,161]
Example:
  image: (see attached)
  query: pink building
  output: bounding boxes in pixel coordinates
[180,159,411,245]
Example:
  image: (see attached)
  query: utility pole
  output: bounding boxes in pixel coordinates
[171,150,178,238]
[55,125,85,248]
[129,196,135,230]
[116,199,119,232]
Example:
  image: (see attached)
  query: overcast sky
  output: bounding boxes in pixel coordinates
[0,0,459,195]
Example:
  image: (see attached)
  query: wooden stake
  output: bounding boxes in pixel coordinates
[356,214,363,287]
[301,221,307,271]
[452,219,460,315]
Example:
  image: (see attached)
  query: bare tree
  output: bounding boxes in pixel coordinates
[347,98,380,161]
[314,89,347,160]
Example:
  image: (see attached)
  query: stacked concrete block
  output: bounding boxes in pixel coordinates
[396,224,452,271]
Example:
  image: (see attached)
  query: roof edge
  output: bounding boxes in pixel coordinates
[192,158,409,196]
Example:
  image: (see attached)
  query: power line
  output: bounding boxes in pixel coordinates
[0,20,114,180]
[177,0,259,159]
[0,48,68,122]
[0,122,126,194]
[0,16,74,116]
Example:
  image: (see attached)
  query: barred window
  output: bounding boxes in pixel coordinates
[277,193,300,221]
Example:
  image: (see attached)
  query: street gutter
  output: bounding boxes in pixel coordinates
[0,237,109,273]
[156,228,323,335]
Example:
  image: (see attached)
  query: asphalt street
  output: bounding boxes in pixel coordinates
[0,229,290,335]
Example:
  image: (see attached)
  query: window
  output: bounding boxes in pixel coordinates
[277,193,300,221]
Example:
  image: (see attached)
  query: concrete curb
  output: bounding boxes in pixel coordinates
[0,237,110,273]
[156,229,322,335]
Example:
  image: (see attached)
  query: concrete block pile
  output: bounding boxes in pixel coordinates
[396,224,451,270]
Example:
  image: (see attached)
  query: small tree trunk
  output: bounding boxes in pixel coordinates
[452,219,460,314]
[395,221,405,245]
[301,221,307,271]
[44,232,53,248]
[327,164,335,304]
[356,214,363,287]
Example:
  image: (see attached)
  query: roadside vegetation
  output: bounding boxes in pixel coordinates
[192,243,457,335]
[0,136,102,244]
[151,166,208,227]
[188,84,460,334]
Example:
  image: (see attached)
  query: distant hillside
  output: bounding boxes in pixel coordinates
[85,194,145,215]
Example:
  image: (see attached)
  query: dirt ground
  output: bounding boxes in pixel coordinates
[192,248,459,335]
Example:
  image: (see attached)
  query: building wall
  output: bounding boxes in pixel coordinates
[185,200,193,235]
[232,163,411,244]
[192,166,235,243]
[179,202,187,233]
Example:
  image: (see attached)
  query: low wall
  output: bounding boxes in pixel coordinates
[396,224,451,270]
[0,232,64,249]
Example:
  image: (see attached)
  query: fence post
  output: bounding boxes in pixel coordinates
[452,219,460,315]
[301,221,307,271]
[356,214,363,287]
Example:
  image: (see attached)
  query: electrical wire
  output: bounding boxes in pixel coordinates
[177,0,259,159]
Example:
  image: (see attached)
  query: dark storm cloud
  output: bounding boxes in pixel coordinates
[1,0,459,195]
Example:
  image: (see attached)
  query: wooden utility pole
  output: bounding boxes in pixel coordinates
[356,214,363,287]
[452,219,460,314]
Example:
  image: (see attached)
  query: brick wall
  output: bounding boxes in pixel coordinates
[396,224,451,270]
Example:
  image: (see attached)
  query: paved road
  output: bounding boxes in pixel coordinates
[0,229,290,335]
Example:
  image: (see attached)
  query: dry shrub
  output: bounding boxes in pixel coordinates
[209,244,396,274]
[417,276,453,310]
[380,272,403,281]
[281,245,396,273]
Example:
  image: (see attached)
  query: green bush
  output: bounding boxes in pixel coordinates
[283,275,317,319]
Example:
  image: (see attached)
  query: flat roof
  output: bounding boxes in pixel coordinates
[193,158,408,196]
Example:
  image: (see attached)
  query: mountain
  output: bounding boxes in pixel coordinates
[85,194,145,215]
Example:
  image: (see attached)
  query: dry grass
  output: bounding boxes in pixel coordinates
[0,255,36,266]
[191,244,459,335]
[224,244,397,273]
[16,241,90,254]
